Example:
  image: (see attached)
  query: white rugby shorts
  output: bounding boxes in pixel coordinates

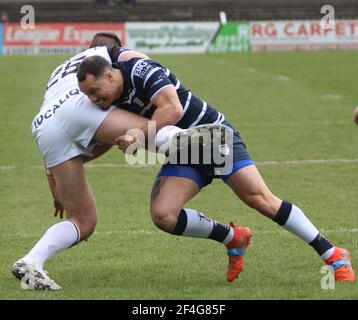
[32,88,115,168]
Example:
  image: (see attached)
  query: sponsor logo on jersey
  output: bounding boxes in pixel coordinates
[32,89,80,129]
[134,61,152,79]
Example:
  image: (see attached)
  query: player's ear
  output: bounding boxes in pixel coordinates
[105,70,114,82]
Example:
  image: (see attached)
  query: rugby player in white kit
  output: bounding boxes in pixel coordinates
[12,34,168,290]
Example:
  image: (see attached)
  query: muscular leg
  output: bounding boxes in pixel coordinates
[15,108,158,288]
[226,164,356,281]
[226,165,281,218]
[150,176,234,244]
[20,157,97,272]
[94,107,148,145]
[150,174,252,282]
[150,176,199,232]
[51,157,98,240]
[226,164,335,260]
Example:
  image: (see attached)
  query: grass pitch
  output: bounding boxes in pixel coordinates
[0,51,358,300]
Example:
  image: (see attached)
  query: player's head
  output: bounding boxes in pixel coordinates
[89,32,122,48]
[77,55,121,109]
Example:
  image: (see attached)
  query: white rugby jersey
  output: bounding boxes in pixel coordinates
[42,46,127,108]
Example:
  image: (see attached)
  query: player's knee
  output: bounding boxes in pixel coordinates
[81,222,97,240]
[72,215,98,240]
[150,205,178,232]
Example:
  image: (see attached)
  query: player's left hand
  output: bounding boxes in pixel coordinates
[46,168,65,219]
[53,200,65,219]
[114,134,138,153]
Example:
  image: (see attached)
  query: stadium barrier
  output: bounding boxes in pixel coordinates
[1,20,358,54]
[209,22,250,53]
[126,21,250,53]
[125,22,219,54]
[2,23,125,54]
[0,21,250,54]
[250,20,358,51]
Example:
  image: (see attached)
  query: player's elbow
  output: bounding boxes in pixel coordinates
[168,104,183,123]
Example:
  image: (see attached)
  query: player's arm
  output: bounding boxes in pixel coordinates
[146,85,183,132]
[115,61,183,150]
[142,64,184,131]
[108,45,148,63]
[118,50,148,61]
[114,86,183,151]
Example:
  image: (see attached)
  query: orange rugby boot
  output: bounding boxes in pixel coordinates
[325,247,356,282]
[226,222,252,282]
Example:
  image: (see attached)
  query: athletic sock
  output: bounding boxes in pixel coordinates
[309,234,335,260]
[21,220,80,270]
[273,201,334,260]
[171,208,234,245]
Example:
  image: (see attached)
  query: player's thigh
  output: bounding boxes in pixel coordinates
[94,108,149,145]
[150,176,200,217]
[50,157,97,226]
[226,164,281,214]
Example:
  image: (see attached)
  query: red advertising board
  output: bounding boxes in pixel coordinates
[3,23,125,54]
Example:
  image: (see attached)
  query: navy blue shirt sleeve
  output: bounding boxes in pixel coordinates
[131,59,174,100]
[107,46,130,62]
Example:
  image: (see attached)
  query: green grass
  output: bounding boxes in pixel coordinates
[0,51,358,299]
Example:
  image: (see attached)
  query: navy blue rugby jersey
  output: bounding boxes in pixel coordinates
[111,57,225,129]
[107,45,130,61]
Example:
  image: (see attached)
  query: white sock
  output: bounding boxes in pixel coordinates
[21,220,80,270]
[283,204,319,242]
[172,208,234,244]
[321,247,335,260]
[274,201,335,260]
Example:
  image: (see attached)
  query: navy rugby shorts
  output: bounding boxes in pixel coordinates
[157,120,254,188]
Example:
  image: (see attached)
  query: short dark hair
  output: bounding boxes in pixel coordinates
[89,32,122,48]
[77,55,111,82]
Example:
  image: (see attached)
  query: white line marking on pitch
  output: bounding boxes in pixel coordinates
[323,94,343,100]
[277,75,290,81]
[2,228,358,239]
[257,158,358,165]
[2,158,358,171]
[0,165,16,170]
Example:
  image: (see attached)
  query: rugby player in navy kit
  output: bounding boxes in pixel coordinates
[77,54,356,283]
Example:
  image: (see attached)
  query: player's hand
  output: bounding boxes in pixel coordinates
[354,106,358,126]
[46,169,65,219]
[114,134,138,153]
[53,200,65,219]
